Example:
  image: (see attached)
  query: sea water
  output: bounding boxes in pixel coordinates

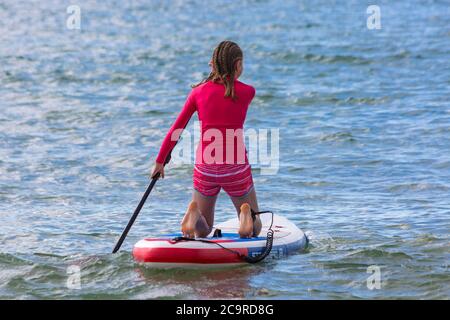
[0,0,448,299]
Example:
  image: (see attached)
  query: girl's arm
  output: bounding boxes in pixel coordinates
[155,91,197,165]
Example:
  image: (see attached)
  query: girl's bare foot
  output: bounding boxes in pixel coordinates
[181,201,201,238]
[238,203,253,238]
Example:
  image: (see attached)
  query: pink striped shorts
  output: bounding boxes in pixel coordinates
[193,163,254,197]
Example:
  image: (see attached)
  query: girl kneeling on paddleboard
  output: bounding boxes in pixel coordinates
[151,41,262,239]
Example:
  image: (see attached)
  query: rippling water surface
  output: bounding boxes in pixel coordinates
[0,0,449,299]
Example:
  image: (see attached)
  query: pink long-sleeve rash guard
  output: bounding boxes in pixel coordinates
[155,80,256,165]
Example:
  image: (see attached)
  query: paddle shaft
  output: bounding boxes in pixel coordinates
[112,173,160,253]
[112,119,188,253]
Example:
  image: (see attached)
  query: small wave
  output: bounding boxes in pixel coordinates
[319,132,356,143]
[273,52,371,65]
[142,110,171,116]
[286,166,305,173]
[293,180,335,188]
[343,96,389,105]
[0,252,136,299]
[254,93,278,102]
[412,233,443,245]
[0,253,34,267]
[132,284,193,299]
[33,252,67,259]
[432,161,450,169]
[388,183,449,193]
[305,231,336,251]
[251,287,278,297]
[388,223,411,230]
[303,181,333,187]
[110,75,134,84]
[290,95,388,107]
[322,261,371,270]
[346,248,413,260]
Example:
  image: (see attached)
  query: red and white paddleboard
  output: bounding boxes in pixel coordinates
[132,214,308,268]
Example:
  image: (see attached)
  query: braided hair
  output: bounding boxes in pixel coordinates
[193,40,243,100]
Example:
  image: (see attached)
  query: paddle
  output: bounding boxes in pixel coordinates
[112,153,171,253]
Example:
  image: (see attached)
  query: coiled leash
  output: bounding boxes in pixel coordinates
[170,210,275,264]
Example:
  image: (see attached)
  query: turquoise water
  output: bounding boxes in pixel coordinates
[0,0,449,299]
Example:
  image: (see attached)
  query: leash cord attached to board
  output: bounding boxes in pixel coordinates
[169,210,275,264]
[243,210,274,263]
